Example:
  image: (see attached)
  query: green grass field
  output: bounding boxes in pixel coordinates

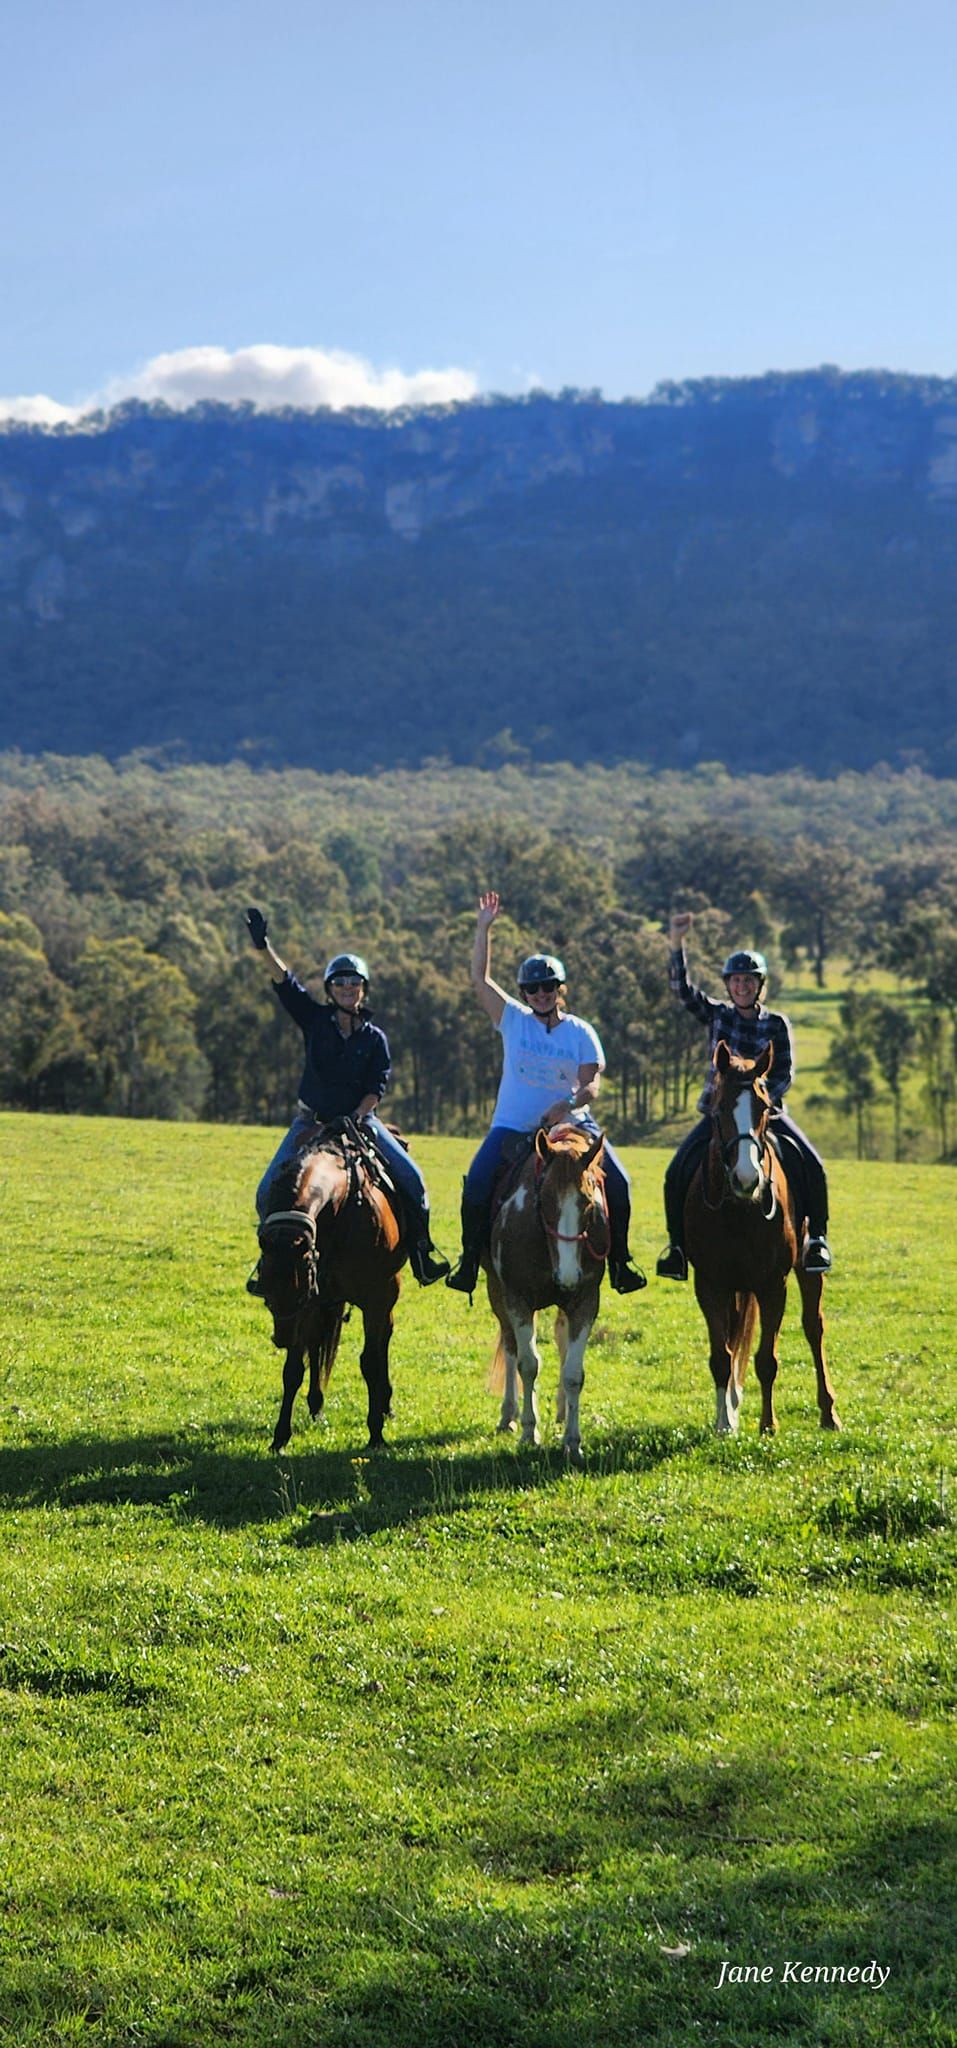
[0,1113,954,2047]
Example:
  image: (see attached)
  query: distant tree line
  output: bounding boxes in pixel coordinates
[0,761,955,1157]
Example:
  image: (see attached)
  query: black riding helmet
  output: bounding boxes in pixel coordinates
[722,949,767,983]
[324,952,369,987]
[517,952,566,989]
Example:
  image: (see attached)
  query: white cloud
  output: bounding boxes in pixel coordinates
[0,344,480,424]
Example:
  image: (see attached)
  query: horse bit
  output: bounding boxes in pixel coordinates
[706,1094,779,1220]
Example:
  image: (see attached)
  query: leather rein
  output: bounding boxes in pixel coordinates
[706,1085,779,1220]
[536,1145,610,1263]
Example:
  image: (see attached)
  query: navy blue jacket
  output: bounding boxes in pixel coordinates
[274,974,391,1119]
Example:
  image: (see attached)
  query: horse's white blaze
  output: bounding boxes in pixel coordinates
[730,1090,761,1194]
[554,1187,584,1289]
[508,1184,528,1213]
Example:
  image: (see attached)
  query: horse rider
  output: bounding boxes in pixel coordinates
[655,909,833,1281]
[446,890,646,1296]
[244,907,449,1288]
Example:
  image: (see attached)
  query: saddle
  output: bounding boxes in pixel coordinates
[489,1131,535,1229]
[307,1116,400,1218]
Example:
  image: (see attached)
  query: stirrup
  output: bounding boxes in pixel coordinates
[609,1258,648,1294]
[245,1261,266,1297]
[446,1257,480,1295]
[410,1243,451,1286]
[655,1244,688,1282]
[803,1236,832,1274]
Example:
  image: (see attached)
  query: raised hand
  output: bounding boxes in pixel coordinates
[670,910,693,945]
[477,890,501,928]
[245,906,268,951]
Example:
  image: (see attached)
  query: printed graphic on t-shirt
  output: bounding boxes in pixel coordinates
[491,1001,604,1128]
[513,1039,579,1093]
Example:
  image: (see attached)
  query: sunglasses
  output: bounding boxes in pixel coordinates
[330,975,363,989]
[524,978,560,995]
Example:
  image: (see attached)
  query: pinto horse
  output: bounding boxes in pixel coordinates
[256,1120,404,1453]
[685,1041,841,1437]
[487,1122,609,1466]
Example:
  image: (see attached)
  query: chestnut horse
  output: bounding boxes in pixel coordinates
[256,1120,404,1453]
[685,1041,841,1436]
[487,1122,609,1467]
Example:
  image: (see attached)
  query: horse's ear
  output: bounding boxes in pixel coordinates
[715,1040,732,1072]
[755,1042,773,1078]
[535,1127,551,1159]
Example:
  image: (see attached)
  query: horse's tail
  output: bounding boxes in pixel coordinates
[311,1301,345,1390]
[730,1291,758,1387]
[487,1331,506,1396]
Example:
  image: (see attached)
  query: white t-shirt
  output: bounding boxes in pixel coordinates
[491,996,605,1130]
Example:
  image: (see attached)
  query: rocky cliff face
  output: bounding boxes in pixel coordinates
[2,370,956,773]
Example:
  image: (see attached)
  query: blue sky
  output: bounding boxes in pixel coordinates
[3,0,955,418]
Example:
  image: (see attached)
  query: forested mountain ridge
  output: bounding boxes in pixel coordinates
[2,369,956,774]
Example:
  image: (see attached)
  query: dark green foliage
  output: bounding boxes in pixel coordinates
[0,752,955,1147]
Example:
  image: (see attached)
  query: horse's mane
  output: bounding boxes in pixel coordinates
[267,1127,348,1214]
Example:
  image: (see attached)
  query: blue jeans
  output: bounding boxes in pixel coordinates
[256,1112,430,1224]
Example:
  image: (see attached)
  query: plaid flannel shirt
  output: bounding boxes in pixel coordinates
[670,948,793,1113]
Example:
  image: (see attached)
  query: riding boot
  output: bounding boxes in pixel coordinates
[408,1230,452,1286]
[655,1168,689,1280]
[607,1215,647,1293]
[803,1213,833,1273]
[446,1192,487,1295]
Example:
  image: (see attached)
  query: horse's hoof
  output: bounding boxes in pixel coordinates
[821,1411,842,1431]
[271,1437,290,1456]
[366,1435,387,1454]
[565,1443,585,1470]
[496,1418,517,1435]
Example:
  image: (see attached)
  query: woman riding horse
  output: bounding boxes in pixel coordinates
[244,907,449,1288]
[655,909,832,1281]
[446,891,645,1295]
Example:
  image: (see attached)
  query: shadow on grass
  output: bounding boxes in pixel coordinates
[0,1419,706,1532]
[31,1792,943,2048]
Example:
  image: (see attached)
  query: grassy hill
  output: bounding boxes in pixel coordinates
[0,1114,953,2046]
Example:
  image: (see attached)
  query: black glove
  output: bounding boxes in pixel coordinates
[245,906,268,951]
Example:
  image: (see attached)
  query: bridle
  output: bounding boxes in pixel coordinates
[707,1078,779,1220]
[536,1135,611,1270]
[257,1131,358,1313]
[258,1206,321,1307]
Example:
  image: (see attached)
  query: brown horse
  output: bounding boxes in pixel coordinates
[256,1121,404,1453]
[685,1041,841,1436]
[487,1122,609,1467]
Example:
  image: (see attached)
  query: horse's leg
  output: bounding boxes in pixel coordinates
[556,1298,594,1468]
[272,1343,305,1454]
[554,1308,569,1424]
[358,1290,398,1450]
[497,1322,521,1434]
[694,1273,741,1435]
[796,1270,842,1430]
[511,1305,542,1446]
[487,1270,520,1433]
[307,1339,324,1420]
[753,1278,787,1436]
